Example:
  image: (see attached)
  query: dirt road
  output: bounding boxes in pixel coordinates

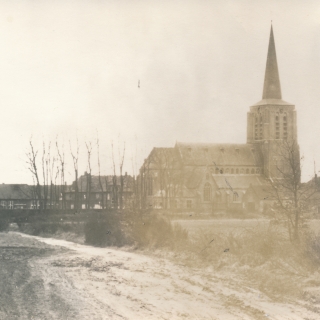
[0,232,318,320]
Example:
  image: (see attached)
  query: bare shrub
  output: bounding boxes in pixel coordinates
[18,221,59,235]
[84,212,128,247]
[185,223,320,299]
[128,213,189,250]
[303,231,320,267]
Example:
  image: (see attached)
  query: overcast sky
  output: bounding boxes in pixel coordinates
[0,0,320,184]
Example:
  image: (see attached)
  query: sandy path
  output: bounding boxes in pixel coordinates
[1,232,319,319]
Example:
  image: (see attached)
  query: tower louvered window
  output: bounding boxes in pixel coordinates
[260,115,263,139]
[283,114,287,139]
[275,114,280,139]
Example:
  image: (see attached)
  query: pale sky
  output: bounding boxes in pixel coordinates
[0,0,320,184]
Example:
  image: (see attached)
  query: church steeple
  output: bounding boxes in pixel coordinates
[262,25,282,99]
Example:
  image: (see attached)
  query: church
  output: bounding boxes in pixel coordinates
[139,26,298,212]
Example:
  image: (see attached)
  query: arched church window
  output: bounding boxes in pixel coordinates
[251,168,255,174]
[233,192,238,202]
[220,168,224,174]
[147,177,153,196]
[204,183,211,202]
[260,114,263,139]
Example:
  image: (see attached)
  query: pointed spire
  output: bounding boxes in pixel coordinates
[262,25,282,99]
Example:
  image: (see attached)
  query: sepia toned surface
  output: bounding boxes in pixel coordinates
[0,231,319,319]
[0,1,320,320]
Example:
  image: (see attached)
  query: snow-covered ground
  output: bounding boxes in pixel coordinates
[8,232,318,320]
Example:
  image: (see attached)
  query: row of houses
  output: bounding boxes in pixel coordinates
[0,172,135,210]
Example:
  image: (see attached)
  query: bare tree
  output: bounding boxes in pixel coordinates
[96,136,105,209]
[111,141,118,209]
[268,140,318,243]
[85,141,93,209]
[118,141,126,209]
[41,141,48,210]
[54,166,60,209]
[131,153,139,211]
[70,138,80,211]
[26,139,42,209]
[142,148,181,210]
[56,140,66,209]
[48,150,56,209]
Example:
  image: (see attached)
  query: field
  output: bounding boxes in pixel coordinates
[1,212,320,319]
[1,231,319,319]
[172,218,271,238]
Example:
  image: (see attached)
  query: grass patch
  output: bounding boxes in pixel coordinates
[0,218,9,232]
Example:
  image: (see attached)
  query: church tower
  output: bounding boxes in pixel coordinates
[247,25,298,178]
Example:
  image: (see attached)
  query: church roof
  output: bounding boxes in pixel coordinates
[262,25,282,100]
[141,147,181,171]
[184,167,207,189]
[247,184,274,199]
[251,98,294,107]
[175,142,262,167]
[252,26,294,108]
[213,175,267,190]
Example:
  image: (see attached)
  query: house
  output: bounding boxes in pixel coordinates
[299,175,320,215]
[139,25,299,213]
[0,184,35,209]
[65,172,135,210]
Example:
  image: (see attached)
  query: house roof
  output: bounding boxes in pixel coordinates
[175,142,263,167]
[75,174,134,193]
[0,184,34,200]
